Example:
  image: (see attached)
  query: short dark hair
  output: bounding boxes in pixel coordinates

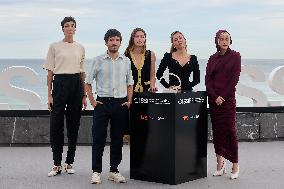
[61,16,76,29]
[104,29,122,43]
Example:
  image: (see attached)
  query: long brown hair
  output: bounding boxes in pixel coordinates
[124,28,147,56]
[170,31,187,53]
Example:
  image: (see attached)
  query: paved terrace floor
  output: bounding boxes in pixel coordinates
[1,142,284,189]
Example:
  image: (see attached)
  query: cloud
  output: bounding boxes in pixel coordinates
[150,0,284,7]
[0,0,284,59]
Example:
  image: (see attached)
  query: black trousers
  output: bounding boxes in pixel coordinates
[50,74,82,166]
[92,96,129,173]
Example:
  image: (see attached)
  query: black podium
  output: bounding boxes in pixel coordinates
[130,91,207,185]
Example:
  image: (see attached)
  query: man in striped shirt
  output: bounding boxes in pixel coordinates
[85,29,134,184]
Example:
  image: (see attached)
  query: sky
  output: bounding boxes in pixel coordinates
[0,0,284,59]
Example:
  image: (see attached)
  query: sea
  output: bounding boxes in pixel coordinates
[0,59,283,110]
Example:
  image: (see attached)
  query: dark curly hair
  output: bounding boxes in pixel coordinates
[61,16,76,29]
[104,29,122,43]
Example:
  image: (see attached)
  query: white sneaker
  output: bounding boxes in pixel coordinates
[91,172,102,184]
[47,166,62,177]
[108,172,127,183]
[64,164,75,174]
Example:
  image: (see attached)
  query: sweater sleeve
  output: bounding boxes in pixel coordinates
[205,56,218,102]
[43,44,55,71]
[190,56,200,88]
[156,53,170,88]
[220,53,241,99]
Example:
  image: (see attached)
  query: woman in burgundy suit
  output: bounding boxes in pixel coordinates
[205,30,241,179]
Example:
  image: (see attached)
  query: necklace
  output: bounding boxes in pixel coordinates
[130,51,146,92]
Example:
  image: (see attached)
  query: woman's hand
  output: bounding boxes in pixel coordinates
[47,95,53,112]
[169,85,181,91]
[148,86,158,93]
[215,96,225,106]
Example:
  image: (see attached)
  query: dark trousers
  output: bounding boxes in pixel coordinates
[92,96,129,173]
[50,74,82,166]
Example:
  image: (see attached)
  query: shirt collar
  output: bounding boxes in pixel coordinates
[102,51,124,60]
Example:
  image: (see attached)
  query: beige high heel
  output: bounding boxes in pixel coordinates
[213,161,227,176]
[230,165,239,179]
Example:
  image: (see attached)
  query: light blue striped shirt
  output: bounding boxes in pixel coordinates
[86,52,134,98]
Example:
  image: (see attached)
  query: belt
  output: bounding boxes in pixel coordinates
[54,73,80,78]
[97,96,126,101]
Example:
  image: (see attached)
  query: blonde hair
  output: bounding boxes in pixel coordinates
[170,31,187,53]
